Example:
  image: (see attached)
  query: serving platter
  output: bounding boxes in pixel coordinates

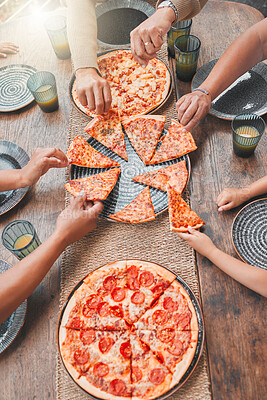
[0,140,30,216]
[192,60,267,120]
[0,259,27,354]
[57,259,204,400]
[232,198,267,269]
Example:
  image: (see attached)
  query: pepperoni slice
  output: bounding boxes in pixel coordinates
[151,283,165,295]
[97,302,110,317]
[99,336,115,353]
[139,271,154,287]
[132,366,142,383]
[73,348,89,365]
[82,303,96,318]
[111,305,123,318]
[149,368,166,385]
[80,329,95,345]
[85,294,101,309]
[109,379,127,396]
[127,265,138,278]
[68,316,84,329]
[152,310,168,325]
[131,291,145,304]
[167,339,184,356]
[128,277,140,290]
[157,328,175,343]
[103,276,117,292]
[111,287,126,302]
[177,314,191,329]
[163,297,178,312]
[120,341,131,358]
[93,362,109,377]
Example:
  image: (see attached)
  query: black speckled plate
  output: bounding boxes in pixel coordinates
[96,0,155,48]
[0,64,37,112]
[192,60,267,120]
[232,198,267,269]
[0,259,27,354]
[70,129,191,220]
[57,260,204,399]
[0,141,30,216]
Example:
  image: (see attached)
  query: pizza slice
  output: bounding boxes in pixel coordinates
[121,115,166,165]
[130,333,173,400]
[64,168,120,201]
[167,184,205,232]
[84,111,128,161]
[149,120,197,165]
[132,160,188,193]
[109,187,155,224]
[134,279,199,331]
[67,135,120,168]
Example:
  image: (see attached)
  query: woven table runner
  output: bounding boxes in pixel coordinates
[56,38,212,400]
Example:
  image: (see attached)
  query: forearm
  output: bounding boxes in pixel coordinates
[67,0,98,71]
[207,247,267,297]
[243,175,267,199]
[0,231,67,323]
[0,169,26,191]
[157,0,208,21]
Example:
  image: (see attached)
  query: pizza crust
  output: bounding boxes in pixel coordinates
[77,375,131,400]
[170,223,204,232]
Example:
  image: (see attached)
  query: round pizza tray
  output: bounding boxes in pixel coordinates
[69,49,173,119]
[57,259,204,400]
[69,128,191,220]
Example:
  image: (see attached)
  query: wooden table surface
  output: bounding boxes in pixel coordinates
[0,2,266,400]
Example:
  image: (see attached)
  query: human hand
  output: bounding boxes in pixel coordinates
[0,42,19,58]
[21,148,69,187]
[75,68,112,115]
[216,188,250,211]
[176,91,212,131]
[177,227,216,258]
[130,8,175,67]
[55,193,104,246]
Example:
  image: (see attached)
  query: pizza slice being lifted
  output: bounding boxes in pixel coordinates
[64,168,120,201]
[109,187,155,224]
[167,184,204,232]
[121,115,166,165]
[149,120,197,165]
[84,111,128,161]
[67,135,120,168]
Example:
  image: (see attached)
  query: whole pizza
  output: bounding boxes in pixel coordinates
[72,49,171,118]
[58,260,202,399]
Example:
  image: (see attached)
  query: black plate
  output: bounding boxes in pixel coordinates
[232,198,267,269]
[0,64,37,112]
[96,0,155,48]
[0,140,30,216]
[192,60,267,120]
[70,129,190,220]
[57,260,204,399]
[0,259,27,354]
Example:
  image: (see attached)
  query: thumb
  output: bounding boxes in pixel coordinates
[73,191,87,208]
[218,203,232,212]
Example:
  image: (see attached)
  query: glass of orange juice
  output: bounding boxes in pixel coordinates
[27,71,59,112]
[45,15,71,60]
[232,113,265,157]
[2,220,41,260]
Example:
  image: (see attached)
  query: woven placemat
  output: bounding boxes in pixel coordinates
[56,39,212,400]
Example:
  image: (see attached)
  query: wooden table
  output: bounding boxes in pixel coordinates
[0,2,266,399]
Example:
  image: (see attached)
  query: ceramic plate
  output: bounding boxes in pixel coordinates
[192,60,267,120]
[70,129,191,220]
[57,260,204,399]
[0,259,27,354]
[96,0,155,48]
[232,198,267,269]
[0,64,37,112]
[0,140,30,215]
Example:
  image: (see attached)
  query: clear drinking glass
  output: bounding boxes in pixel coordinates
[232,113,265,157]
[167,19,192,58]
[174,35,201,82]
[45,15,71,60]
[2,220,41,260]
[27,71,59,113]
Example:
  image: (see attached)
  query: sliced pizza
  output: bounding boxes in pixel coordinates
[109,187,155,224]
[67,135,120,168]
[167,184,205,232]
[64,168,120,201]
[84,111,128,161]
[121,115,166,164]
[149,120,197,165]
[132,160,188,193]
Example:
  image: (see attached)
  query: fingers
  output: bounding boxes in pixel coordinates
[103,83,112,114]
[0,53,7,58]
[176,232,191,240]
[131,30,149,67]
[218,203,234,212]
[40,148,69,166]
[73,192,87,209]
[0,43,19,55]
[78,89,88,107]
[88,201,104,217]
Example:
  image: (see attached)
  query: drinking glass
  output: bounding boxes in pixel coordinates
[174,35,201,82]
[167,19,192,58]
[232,113,265,157]
[27,71,59,113]
[45,15,71,60]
